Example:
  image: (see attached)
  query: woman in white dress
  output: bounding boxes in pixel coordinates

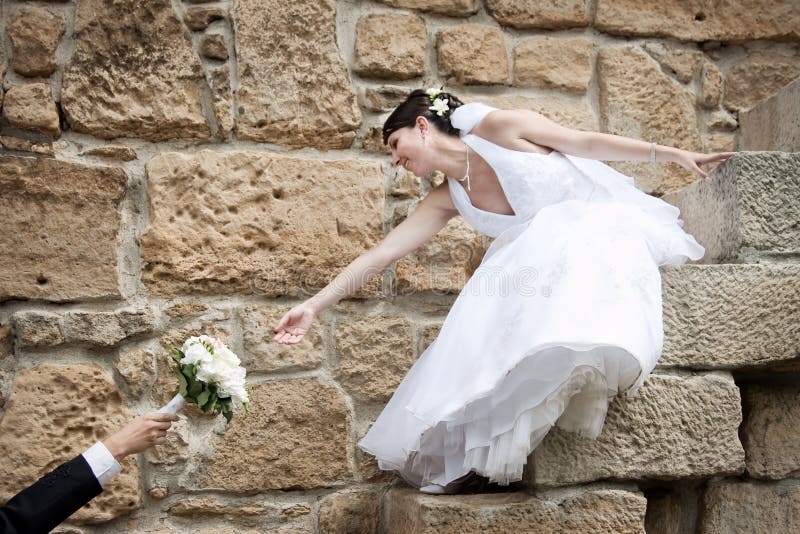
[272,89,734,494]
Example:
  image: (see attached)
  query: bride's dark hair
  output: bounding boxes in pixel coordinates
[382,89,465,145]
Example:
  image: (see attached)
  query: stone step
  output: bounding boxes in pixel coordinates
[740,77,800,152]
[385,485,647,533]
[661,152,800,263]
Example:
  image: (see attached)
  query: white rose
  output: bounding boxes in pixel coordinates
[429,97,449,117]
[181,342,213,365]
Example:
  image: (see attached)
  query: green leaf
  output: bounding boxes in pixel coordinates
[188,379,202,397]
[177,371,188,397]
[197,388,210,408]
[223,408,233,423]
[183,364,196,381]
[203,391,218,413]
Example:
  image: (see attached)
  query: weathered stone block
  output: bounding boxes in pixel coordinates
[62,308,155,346]
[437,25,509,85]
[354,13,425,80]
[724,52,800,112]
[700,479,800,533]
[317,490,380,534]
[740,77,800,151]
[12,310,63,348]
[2,83,60,136]
[642,42,702,84]
[200,34,228,60]
[0,155,125,302]
[141,151,384,298]
[514,36,593,92]
[486,0,589,29]
[7,6,64,77]
[531,373,744,486]
[741,384,800,479]
[376,0,477,16]
[240,304,323,372]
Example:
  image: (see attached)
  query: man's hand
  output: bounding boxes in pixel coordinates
[103,413,180,462]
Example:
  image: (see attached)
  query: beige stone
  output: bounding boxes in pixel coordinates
[165,302,210,320]
[704,132,736,152]
[0,324,12,360]
[12,310,64,347]
[642,42,702,84]
[3,83,60,136]
[0,365,140,523]
[184,6,225,31]
[0,155,125,302]
[478,94,600,132]
[61,0,210,141]
[0,135,53,155]
[233,0,361,149]
[240,304,323,372]
[389,168,421,199]
[149,487,168,499]
[361,125,391,155]
[486,0,589,29]
[116,346,156,399]
[724,52,800,112]
[595,0,800,42]
[207,64,233,137]
[376,0,477,16]
[699,59,723,108]
[8,7,65,77]
[80,145,137,161]
[437,25,509,85]
[597,47,701,194]
[660,264,800,369]
[388,487,646,533]
[355,13,425,80]
[396,212,485,294]
[644,485,704,534]
[333,314,414,403]
[514,36,593,92]
[197,378,351,491]
[741,384,800,479]
[168,497,270,527]
[740,77,800,151]
[62,308,155,346]
[707,109,738,132]
[201,34,228,60]
[700,480,800,533]
[145,417,189,465]
[317,491,380,534]
[532,373,744,486]
[141,151,384,298]
[359,86,409,113]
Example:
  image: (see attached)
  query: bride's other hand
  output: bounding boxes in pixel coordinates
[273,303,316,344]
[675,150,735,180]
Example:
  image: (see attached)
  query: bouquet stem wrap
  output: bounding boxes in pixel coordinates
[158,393,186,415]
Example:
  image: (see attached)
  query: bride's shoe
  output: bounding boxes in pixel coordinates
[418,471,481,495]
[419,483,449,494]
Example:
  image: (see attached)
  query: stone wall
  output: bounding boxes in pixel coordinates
[0,0,799,532]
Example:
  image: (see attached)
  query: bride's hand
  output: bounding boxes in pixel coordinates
[674,149,735,180]
[273,303,317,344]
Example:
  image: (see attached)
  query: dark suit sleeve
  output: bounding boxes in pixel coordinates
[0,454,102,534]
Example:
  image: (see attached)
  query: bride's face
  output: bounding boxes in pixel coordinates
[387,123,434,177]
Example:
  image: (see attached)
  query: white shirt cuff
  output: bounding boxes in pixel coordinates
[82,441,122,487]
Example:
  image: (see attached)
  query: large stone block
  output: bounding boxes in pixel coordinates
[62,308,155,346]
[11,310,64,348]
[660,264,800,369]
[141,150,384,298]
[514,36,593,92]
[700,479,800,533]
[741,384,800,479]
[740,77,800,151]
[7,6,64,77]
[597,46,701,194]
[333,313,414,403]
[0,365,140,523]
[197,378,351,491]
[642,42,702,84]
[723,52,800,112]
[437,25,509,85]
[317,490,380,534]
[387,486,646,533]
[531,373,744,486]
[661,152,800,262]
[354,13,426,80]
[240,304,324,372]
[2,83,60,136]
[375,0,477,16]
[0,155,125,302]
[478,94,599,132]
[61,0,210,141]
[233,0,361,149]
[595,0,800,42]
[486,0,589,29]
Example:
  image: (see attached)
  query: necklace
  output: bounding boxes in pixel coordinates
[455,144,471,191]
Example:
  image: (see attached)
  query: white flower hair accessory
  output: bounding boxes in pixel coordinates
[426,87,450,116]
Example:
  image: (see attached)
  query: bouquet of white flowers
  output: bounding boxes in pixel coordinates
[158,335,250,422]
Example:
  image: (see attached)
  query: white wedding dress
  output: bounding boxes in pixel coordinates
[357,102,704,488]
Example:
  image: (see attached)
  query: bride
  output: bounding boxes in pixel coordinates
[272,88,733,494]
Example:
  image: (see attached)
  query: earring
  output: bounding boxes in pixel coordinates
[421,133,426,146]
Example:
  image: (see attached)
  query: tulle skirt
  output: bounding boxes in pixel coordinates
[357,198,704,487]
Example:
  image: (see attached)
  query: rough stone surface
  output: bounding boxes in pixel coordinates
[0,155,125,302]
[240,304,323,372]
[700,480,800,533]
[418,322,442,353]
[643,42,702,84]
[359,86,409,113]
[333,314,414,403]
[62,308,155,346]
[595,0,800,42]
[699,59,723,108]
[354,13,425,80]
[145,417,189,465]
[660,264,800,369]
[317,491,380,534]
[0,365,140,523]
[61,0,210,141]
[233,0,361,149]
[486,0,589,29]
[724,52,800,112]
[201,34,228,60]
[116,346,156,398]
[740,77,800,151]
[80,145,137,161]
[7,6,65,77]
[479,94,600,132]
[707,109,738,132]
[741,384,800,479]
[660,153,800,262]
[437,25,509,85]
[197,378,351,491]
[389,169,422,199]
[514,36,593,92]
[705,132,736,152]
[167,496,278,527]
[2,83,61,136]
[207,64,233,137]
[387,487,647,533]
[183,6,225,31]
[0,135,53,155]
[531,373,745,486]
[597,46,702,194]
[376,0,477,16]
[165,302,209,320]
[12,310,64,348]
[141,151,384,298]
